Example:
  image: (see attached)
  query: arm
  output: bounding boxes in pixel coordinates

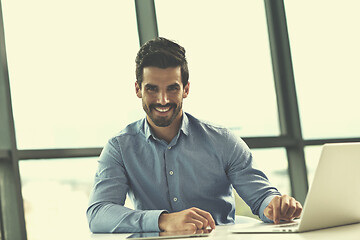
[224,131,303,223]
[224,131,281,222]
[86,138,164,233]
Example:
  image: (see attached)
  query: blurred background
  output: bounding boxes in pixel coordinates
[0,0,359,239]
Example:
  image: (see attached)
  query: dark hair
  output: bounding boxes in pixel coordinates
[135,37,189,88]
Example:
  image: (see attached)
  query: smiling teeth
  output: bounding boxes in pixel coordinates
[155,107,170,112]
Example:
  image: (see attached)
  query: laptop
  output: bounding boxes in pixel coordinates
[232,142,360,233]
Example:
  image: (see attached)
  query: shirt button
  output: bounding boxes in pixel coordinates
[173,197,178,202]
[169,171,174,175]
[168,146,172,150]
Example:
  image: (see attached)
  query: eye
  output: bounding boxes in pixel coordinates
[146,86,157,92]
[168,85,180,91]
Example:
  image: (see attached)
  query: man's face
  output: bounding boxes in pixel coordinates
[135,66,189,127]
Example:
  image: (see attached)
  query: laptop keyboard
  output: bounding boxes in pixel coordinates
[274,222,299,228]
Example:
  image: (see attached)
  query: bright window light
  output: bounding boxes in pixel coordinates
[155,0,280,137]
[2,0,143,149]
[285,0,360,139]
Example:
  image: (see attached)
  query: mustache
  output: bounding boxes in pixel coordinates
[149,103,176,109]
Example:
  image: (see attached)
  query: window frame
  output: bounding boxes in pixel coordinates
[1,1,360,239]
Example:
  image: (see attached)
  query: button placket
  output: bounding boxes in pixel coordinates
[164,145,179,209]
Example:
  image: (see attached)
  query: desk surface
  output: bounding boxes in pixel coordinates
[86,223,360,240]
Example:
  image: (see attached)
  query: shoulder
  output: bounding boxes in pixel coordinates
[185,113,250,151]
[108,118,146,147]
[186,113,229,136]
[117,118,144,137]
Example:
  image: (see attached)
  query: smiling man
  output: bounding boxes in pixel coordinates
[86,37,302,233]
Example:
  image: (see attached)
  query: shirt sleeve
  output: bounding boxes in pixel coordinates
[86,137,165,233]
[224,130,281,222]
[259,195,276,223]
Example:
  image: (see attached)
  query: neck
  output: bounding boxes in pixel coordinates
[147,112,183,144]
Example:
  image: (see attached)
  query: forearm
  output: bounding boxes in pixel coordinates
[231,168,281,218]
[87,202,165,233]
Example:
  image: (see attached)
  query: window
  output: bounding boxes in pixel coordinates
[251,148,290,195]
[285,0,360,139]
[2,0,142,149]
[19,158,97,239]
[155,0,280,137]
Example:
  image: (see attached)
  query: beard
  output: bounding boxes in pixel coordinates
[143,101,182,127]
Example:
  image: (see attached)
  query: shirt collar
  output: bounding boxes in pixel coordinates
[143,117,152,141]
[180,112,190,136]
[143,112,190,141]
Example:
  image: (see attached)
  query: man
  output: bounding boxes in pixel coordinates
[86,37,302,233]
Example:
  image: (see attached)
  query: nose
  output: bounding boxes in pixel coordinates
[157,90,169,105]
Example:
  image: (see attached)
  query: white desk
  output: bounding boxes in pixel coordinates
[88,223,360,240]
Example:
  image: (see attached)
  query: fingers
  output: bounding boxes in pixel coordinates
[282,196,302,221]
[293,201,303,218]
[265,195,303,224]
[272,196,281,224]
[189,208,216,229]
[284,197,297,219]
[183,223,198,232]
[186,215,206,230]
[280,195,290,215]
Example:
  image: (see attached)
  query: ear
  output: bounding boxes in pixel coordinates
[135,82,142,98]
[183,82,190,98]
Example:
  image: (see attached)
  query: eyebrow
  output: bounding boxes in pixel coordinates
[144,84,157,89]
[144,83,181,89]
[168,83,181,88]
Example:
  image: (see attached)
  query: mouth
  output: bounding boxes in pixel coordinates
[151,104,175,115]
[154,106,171,113]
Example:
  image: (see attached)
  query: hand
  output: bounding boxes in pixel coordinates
[158,207,216,232]
[264,195,303,224]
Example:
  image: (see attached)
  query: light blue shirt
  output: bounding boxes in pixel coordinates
[87,112,280,233]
